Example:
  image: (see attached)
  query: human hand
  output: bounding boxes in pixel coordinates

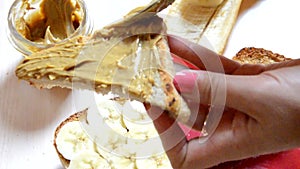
[147,36,300,169]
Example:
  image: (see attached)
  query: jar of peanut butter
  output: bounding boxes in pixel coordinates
[7,0,93,56]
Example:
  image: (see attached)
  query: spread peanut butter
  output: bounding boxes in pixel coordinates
[15,0,83,44]
[16,15,166,98]
[17,35,162,97]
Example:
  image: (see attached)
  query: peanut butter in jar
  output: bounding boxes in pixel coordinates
[7,0,93,56]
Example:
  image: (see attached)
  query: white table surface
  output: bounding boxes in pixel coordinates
[0,0,299,168]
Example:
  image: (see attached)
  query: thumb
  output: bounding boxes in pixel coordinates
[174,70,227,115]
[174,70,267,119]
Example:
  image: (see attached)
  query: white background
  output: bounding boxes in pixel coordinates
[0,0,300,168]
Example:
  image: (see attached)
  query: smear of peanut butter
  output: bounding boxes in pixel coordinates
[16,14,167,98]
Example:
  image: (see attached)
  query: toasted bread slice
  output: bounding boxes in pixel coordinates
[233,47,292,64]
[53,100,172,169]
[16,15,191,122]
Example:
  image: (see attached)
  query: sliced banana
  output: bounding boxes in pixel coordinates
[96,99,129,135]
[120,100,159,139]
[97,147,136,169]
[121,100,150,122]
[96,97,159,140]
[97,99,122,121]
[56,121,95,160]
[95,146,113,160]
[109,155,136,169]
[136,157,159,169]
[122,117,153,139]
[95,127,128,151]
[68,151,111,169]
[155,154,173,169]
[136,155,172,169]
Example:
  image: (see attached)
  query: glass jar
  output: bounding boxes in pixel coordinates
[7,0,93,56]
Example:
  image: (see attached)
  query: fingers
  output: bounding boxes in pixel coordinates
[168,35,269,75]
[168,35,300,77]
[168,35,241,74]
[265,58,300,71]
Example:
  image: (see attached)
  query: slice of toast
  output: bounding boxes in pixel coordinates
[16,14,191,122]
[233,47,292,64]
[53,100,172,169]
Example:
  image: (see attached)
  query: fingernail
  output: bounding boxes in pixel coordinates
[174,70,198,93]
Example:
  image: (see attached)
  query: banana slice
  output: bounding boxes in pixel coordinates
[155,154,173,169]
[124,118,159,141]
[68,151,111,169]
[136,155,172,169]
[122,117,154,139]
[119,100,159,139]
[97,99,122,122]
[121,100,150,122]
[95,146,113,160]
[136,158,158,169]
[96,99,129,135]
[109,155,136,169]
[96,97,159,140]
[95,127,128,151]
[96,146,136,169]
[56,121,95,160]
